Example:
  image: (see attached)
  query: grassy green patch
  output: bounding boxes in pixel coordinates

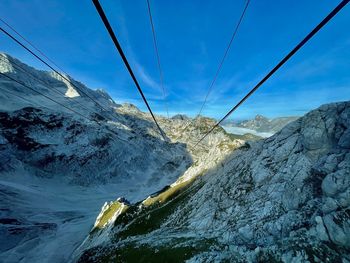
[79,239,216,263]
[93,201,129,230]
[142,178,196,207]
[115,181,202,240]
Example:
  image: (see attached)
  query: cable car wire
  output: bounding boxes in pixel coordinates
[0,18,68,76]
[0,55,106,119]
[194,0,350,147]
[146,0,169,119]
[92,0,166,140]
[177,0,250,139]
[0,25,114,119]
[0,72,128,143]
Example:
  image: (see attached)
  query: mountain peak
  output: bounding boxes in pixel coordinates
[171,114,189,121]
[0,53,17,73]
[254,114,268,121]
[120,103,141,113]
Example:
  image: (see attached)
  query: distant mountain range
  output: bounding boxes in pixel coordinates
[223,114,300,134]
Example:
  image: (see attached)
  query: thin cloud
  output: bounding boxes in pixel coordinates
[132,60,162,92]
[110,7,165,96]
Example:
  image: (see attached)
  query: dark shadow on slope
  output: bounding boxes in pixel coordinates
[0,106,192,186]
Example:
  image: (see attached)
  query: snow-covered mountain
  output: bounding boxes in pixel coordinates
[78,101,350,262]
[0,53,242,262]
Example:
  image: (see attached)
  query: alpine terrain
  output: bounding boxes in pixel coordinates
[0,53,244,262]
[0,53,349,263]
[78,103,350,262]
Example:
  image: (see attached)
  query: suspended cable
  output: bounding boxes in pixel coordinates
[0,18,114,118]
[194,0,350,147]
[0,18,68,76]
[0,55,165,146]
[92,0,166,140]
[0,25,114,119]
[0,72,129,143]
[0,85,42,108]
[177,0,250,139]
[146,0,169,119]
[0,55,105,119]
[196,0,250,118]
[0,72,100,120]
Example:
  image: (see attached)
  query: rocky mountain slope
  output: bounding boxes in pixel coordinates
[78,101,350,262]
[0,53,243,262]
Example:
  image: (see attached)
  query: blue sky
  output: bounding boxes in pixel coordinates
[0,0,349,120]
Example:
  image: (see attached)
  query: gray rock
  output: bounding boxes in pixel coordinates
[322,170,350,197]
[339,129,350,148]
[323,212,350,248]
[322,197,339,213]
[301,110,328,152]
[238,225,254,241]
[315,216,329,241]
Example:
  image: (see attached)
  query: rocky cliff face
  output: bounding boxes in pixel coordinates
[79,101,350,262]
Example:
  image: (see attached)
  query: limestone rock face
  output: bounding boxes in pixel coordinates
[174,101,350,261]
[80,101,350,262]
